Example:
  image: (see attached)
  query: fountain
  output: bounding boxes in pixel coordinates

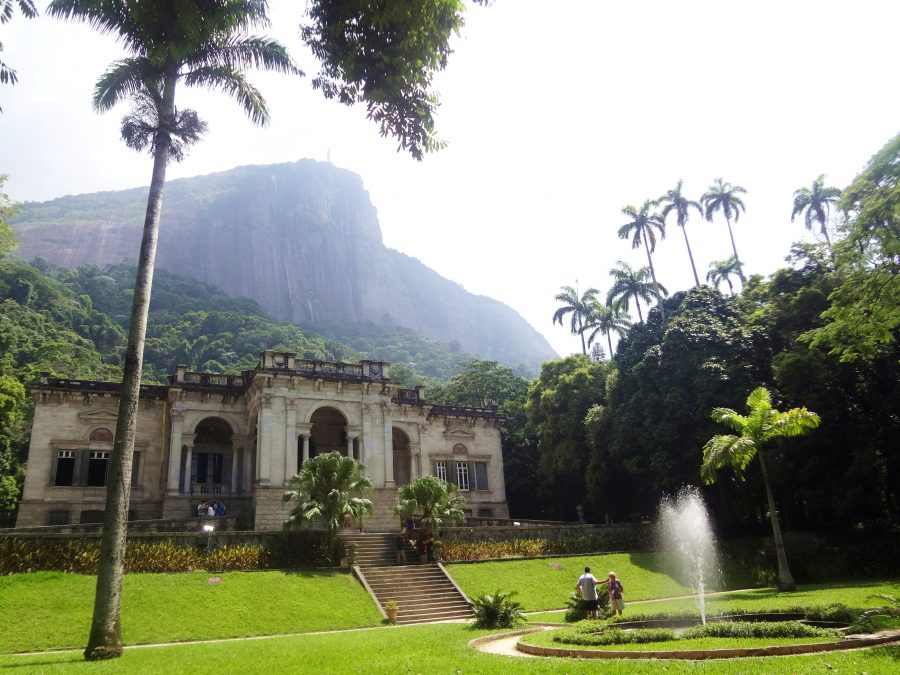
[657,486,720,624]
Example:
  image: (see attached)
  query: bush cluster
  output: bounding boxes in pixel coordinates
[0,533,341,575]
[471,590,525,629]
[553,626,677,646]
[682,621,841,640]
[564,591,610,622]
[441,534,643,562]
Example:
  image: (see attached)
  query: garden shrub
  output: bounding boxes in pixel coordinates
[441,531,650,562]
[0,535,331,574]
[850,614,900,633]
[682,621,841,640]
[553,626,677,646]
[564,591,610,622]
[471,590,525,629]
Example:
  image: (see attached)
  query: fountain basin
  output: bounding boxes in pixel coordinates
[511,618,898,660]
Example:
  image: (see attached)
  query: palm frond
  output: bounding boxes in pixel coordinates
[183,35,302,77]
[92,58,159,113]
[701,434,757,484]
[183,65,269,125]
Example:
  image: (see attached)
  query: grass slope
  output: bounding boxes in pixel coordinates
[0,624,897,674]
[0,570,381,654]
[447,552,694,611]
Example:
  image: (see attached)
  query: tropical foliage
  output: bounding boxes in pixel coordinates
[393,475,465,534]
[552,285,599,355]
[606,261,667,324]
[618,200,667,315]
[702,178,748,282]
[659,179,704,286]
[470,589,525,628]
[702,387,821,591]
[283,452,374,552]
[791,174,841,247]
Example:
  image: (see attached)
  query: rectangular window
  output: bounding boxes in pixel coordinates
[474,462,489,491]
[131,452,141,488]
[434,460,447,482]
[86,451,110,487]
[456,461,470,491]
[47,510,70,526]
[54,450,76,486]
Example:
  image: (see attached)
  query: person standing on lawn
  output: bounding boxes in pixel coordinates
[607,571,624,616]
[576,567,601,620]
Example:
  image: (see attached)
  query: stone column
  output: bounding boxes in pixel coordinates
[284,401,297,485]
[383,404,395,487]
[181,443,194,494]
[242,444,254,492]
[167,408,185,494]
[230,439,242,494]
[297,423,312,467]
[410,442,421,479]
[347,432,360,461]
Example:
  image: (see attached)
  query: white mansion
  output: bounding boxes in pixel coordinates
[15,351,509,530]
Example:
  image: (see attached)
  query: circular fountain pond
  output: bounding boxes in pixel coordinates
[511,613,865,660]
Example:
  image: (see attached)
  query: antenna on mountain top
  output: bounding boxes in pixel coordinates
[326,149,332,164]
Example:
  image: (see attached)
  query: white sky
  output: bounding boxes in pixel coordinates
[2,0,898,357]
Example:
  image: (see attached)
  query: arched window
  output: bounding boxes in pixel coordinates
[89,428,113,442]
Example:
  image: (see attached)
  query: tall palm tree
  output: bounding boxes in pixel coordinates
[47,0,300,660]
[791,174,841,248]
[618,200,667,318]
[659,180,704,286]
[283,451,374,553]
[702,178,748,283]
[584,301,631,359]
[701,387,820,592]
[706,256,742,296]
[552,284,599,355]
[606,261,668,324]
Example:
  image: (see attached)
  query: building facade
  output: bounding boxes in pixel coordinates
[15,351,509,530]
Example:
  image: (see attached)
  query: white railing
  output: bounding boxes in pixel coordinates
[192,483,231,496]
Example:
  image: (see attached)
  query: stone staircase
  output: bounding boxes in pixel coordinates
[343,532,474,624]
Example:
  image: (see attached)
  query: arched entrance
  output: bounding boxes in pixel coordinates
[192,417,233,496]
[393,428,411,486]
[310,407,348,459]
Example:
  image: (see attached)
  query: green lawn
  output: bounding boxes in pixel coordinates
[0,624,898,674]
[446,552,695,611]
[0,570,382,654]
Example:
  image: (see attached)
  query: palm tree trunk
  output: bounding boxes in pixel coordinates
[725,216,747,283]
[756,449,796,592]
[577,315,586,355]
[680,225,700,286]
[84,74,176,661]
[641,226,666,320]
[821,225,832,250]
[634,297,644,323]
[606,330,613,360]
[726,277,734,296]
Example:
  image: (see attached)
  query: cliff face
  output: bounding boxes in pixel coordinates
[13,160,557,371]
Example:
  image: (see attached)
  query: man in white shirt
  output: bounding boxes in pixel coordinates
[575,566,600,620]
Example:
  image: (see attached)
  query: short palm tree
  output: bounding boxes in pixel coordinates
[606,261,668,324]
[618,200,667,317]
[706,256,743,296]
[283,451,374,553]
[659,180,704,286]
[702,178,748,283]
[791,175,841,248]
[48,0,300,660]
[585,301,631,358]
[394,475,466,535]
[701,387,821,592]
[552,284,599,355]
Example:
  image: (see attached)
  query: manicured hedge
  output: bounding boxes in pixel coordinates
[441,534,642,562]
[0,532,343,574]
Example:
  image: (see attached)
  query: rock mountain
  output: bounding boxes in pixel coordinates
[12,160,556,373]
